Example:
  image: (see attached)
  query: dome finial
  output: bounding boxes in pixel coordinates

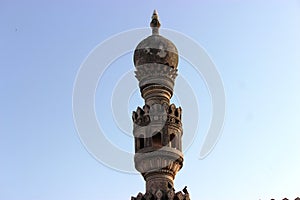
[150,9,160,35]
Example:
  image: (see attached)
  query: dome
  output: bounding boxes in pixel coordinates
[133,35,178,69]
[133,10,178,69]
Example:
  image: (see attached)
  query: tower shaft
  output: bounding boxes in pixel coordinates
[131,10,190,200]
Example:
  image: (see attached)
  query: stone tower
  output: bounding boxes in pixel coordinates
[131,10,190,200]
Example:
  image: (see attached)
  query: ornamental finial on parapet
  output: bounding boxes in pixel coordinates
[150,9,160,35]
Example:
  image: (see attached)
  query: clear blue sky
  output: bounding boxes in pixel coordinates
[1,1,300,200]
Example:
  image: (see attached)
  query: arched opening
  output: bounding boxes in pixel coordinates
[152,132,162,148]
[135,137,138,152]
[170,133,176,148]
[139,134,144,149]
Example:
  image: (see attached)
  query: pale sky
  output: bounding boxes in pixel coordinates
[1,1,300,200]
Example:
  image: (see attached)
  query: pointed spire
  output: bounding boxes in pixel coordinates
[150,10,161,35]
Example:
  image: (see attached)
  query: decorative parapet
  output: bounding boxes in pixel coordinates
[135,64,178,82]
[131,186,190,200]
[132,105,151,127]
[132,103,182,127]
[135,64,177,94]
[271,198,300,200]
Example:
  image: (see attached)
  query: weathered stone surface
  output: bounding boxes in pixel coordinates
[131,10,190,200]
[133,35,178,69]
[131,187,190,200]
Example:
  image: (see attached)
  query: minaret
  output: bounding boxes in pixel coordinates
[131,10,190,200]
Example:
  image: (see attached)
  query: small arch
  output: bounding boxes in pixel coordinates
[135,137,138,152]
[170,133,176,148]
[152,132,162,148]
[139,134,145,149]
